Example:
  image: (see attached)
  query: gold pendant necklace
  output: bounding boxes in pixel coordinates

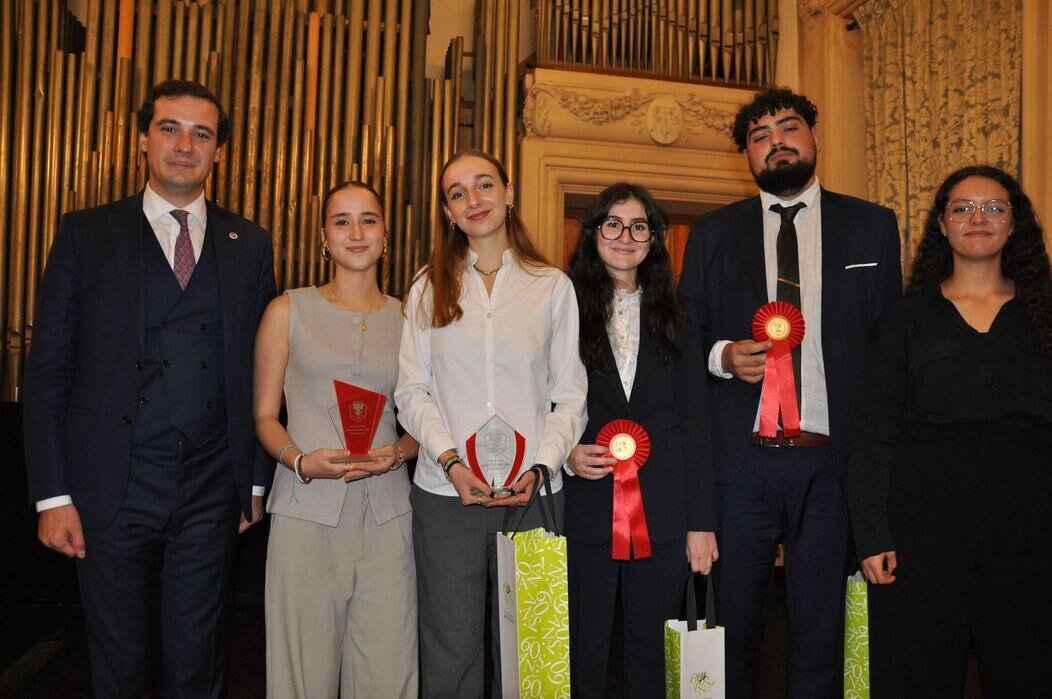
[473,263,501,277]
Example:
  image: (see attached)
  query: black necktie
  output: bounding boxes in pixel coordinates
[771,202,806,424]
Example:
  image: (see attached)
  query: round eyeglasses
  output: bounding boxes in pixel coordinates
[944,199,1012,224]
[597,218,653,242]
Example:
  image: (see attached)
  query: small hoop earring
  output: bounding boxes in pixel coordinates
[382,234,389,257]
[321,243,331,261]
[448,220,456,232]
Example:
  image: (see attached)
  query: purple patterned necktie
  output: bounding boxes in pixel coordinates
[170,209,195,289]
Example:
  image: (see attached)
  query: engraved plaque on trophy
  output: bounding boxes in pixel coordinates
[327,380,385,463]
[466,415,526,497]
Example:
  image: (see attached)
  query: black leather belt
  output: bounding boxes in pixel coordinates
[751,430,831,448]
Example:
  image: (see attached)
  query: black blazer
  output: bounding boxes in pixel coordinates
[678,189,901,485]
[23,193,277,527]
[563,309,717,545]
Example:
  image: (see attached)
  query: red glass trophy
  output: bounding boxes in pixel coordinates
[328,379,386,463]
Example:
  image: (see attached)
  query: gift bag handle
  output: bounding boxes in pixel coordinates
[503,464,560,537]
[685,572,717,633]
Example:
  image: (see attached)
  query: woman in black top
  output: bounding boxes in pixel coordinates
[847,166,1052,698]
[564,183,718,698]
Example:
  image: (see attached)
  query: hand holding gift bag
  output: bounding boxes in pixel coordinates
[497,465,570,699]
[665,573,725,699]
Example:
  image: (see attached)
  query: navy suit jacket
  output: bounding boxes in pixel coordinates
[23,192,277,527]
[563,309,718,545]
[678,189,901,485]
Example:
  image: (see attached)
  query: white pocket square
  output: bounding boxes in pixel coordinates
[844,262,878,270]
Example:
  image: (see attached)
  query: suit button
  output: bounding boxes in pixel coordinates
[135,360,143,369]
[121,415,132,424]
[200,361,208,369]
[163,360,171,368]
[162,322,168,329]
[200,323,207,331]
[206,400,214,409]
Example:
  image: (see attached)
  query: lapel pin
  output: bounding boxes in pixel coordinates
[228,231,238,240]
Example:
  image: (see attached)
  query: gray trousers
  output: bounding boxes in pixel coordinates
[265,488,418,698]
[411,484,564,699]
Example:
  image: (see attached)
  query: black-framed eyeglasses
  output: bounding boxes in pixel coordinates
[597,218,653,242]
[944,199,1012,223]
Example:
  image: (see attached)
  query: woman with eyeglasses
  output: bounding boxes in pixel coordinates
[564,183,718,697]
[847,165,1052,697]
[395,149,587,696]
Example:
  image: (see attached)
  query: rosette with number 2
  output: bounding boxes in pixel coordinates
[595,419,653,560]
[752,301,805,437]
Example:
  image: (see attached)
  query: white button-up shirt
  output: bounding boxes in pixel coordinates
[707,177,830,435]
[142,183,207,266]
[608,288,641,400]
[396,249,588,496]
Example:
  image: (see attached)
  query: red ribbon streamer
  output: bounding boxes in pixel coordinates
[596,420,653,561]
[752,302,806,438]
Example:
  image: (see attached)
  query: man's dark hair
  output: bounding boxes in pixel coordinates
[731,87,818,152]
[137,79,230,147]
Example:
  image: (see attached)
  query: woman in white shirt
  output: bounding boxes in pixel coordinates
[564,183,718,698]
[395,148,588,697]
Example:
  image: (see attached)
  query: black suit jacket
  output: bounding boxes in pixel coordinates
[678,189,901,485]
[563,309,718,545]
[23,192,277,527]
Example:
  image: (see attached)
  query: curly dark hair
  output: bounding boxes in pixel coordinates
[908,165,1052,357]
[731,87,818,152]
[568,183,683,373]
[137,79,230,147]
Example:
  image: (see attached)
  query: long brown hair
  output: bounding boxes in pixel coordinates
[414,149,549,328]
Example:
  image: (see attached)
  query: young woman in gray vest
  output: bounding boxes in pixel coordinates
[254,181,419,698]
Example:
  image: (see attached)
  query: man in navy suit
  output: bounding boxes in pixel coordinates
[24,80,276,697]
[679,88,901,697]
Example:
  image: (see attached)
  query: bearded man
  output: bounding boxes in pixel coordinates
[678,88,901,698]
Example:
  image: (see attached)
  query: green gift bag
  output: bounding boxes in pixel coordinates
[496,466,570,698]
[665,574,725,698]
[844,572,870,698]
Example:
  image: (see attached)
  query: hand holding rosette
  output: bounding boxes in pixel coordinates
[595,419,653,561]
[752,301,806,437]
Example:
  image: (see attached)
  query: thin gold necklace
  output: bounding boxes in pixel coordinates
[473,263,501,276]
[324,285,384,331]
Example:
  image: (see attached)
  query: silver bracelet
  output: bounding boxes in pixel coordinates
[277,443,297,468]
[293,452,312,485]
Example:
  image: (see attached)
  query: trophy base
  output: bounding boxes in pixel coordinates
[329,455,384,464]
[490,487,515,498]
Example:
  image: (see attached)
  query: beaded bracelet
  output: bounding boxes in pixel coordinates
[293,452,312,485]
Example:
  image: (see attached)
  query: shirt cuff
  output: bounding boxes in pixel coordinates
[708,340,734,379]
[36,495,73,512]
[252,486,266,497]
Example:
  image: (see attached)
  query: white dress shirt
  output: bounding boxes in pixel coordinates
[37,185,264,513]
[706,177,830,435]
[142,183,208,266]
[396,249,588,496]
[608,288,642,400]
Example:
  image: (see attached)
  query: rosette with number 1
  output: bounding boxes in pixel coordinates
[752,301,806,437]
[595,419,653,560]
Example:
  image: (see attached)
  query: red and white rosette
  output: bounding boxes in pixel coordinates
[595,419,653,561]
[752,301,806,438]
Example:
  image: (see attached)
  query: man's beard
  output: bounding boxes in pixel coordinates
[754,154,815,196]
